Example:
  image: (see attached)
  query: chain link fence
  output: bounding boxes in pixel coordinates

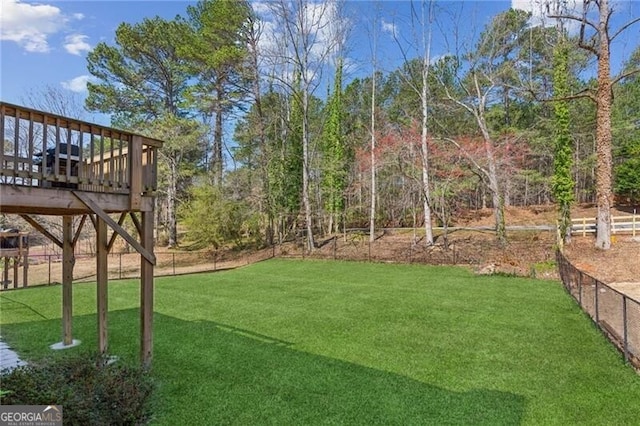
[557,250,640,370]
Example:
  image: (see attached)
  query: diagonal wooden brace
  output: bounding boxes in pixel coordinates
[20,214,63,248]
[72,191,156,265]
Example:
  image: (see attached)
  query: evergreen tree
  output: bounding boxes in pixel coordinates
[86,17,191,124]
[86,16,195,246]
[321,59,347,234]
[613,46,640,204]
[179,0,253,185]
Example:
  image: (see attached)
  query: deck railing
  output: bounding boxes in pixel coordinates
[0,102,161,201]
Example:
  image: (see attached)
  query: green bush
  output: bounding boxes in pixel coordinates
[180,183,265,249]
[0,352,154,425]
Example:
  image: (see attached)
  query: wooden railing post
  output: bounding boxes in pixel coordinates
[0,104,5,170]
[611,215,615,235]
[129,136,143,210]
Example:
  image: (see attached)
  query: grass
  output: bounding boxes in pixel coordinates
[1,259,639,425]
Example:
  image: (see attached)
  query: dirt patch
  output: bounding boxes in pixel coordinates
[454,205,638,284]
[564,236,640,284]
[273,228,557,280]
[456,204,633,227]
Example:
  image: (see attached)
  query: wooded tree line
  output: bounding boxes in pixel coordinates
[83,0,640,250]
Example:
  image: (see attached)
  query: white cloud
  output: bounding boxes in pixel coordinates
[72,13,84,20]
[512,0,584,32]
[306,1,346,59]
[256,20,279,56]
[64,34,91,55]
[61,75,94,93]
[381,18,398,38]
[0,0,67,52]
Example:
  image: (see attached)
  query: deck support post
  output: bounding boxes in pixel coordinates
[62,216,74,345]
[12,257,18,289]
[140,211,154,369]
[2,257,8,289]
[96,216,108,354]
[21,234,28,288]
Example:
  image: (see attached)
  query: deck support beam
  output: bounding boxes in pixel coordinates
[62,216,74,346]
[96,216,108,354]
[140,210,154,369]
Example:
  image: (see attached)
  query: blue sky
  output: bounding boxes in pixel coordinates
[1,0,639,126]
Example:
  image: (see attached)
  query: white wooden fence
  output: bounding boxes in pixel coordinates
[571,215,640,237]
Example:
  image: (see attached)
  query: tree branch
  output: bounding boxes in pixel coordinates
[578,39,599,56]
[439,136,490,182]
[543,88,597,103]
[612,67,640,87]
[610,16,640,41]
[548,14,598,32]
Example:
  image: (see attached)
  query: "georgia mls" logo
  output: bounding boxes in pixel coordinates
[0,405,63,426]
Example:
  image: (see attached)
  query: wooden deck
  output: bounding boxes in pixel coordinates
[0,102,161,215]
[0,101,162,368]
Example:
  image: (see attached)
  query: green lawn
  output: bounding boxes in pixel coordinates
[1,259,639,425]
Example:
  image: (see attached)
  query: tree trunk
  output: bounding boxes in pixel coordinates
[488,166,506,245]
[420,1,434,246]
[248,20,272,246]
[213,82,224,186]
[167,160,178,248]
[440,194,449,250]
[328,214,334,236]
[302,89,315,251]
[477,110,507,245]
[369,71,377,243]
[595,0,612,250]
[421,61,434,246]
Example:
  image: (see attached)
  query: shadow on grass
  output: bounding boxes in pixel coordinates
[2,310,525,425]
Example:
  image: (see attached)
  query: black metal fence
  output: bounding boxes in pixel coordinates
[556,250,640,369]
[279,234,459,265]
[0,249,276,288]
[278,233,556,275]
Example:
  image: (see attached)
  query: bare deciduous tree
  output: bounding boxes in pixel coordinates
[389,0,436,246]
[262,0,347,251]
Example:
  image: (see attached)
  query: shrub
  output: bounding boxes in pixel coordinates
[180,183,265,249]
[0,352,154,425]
